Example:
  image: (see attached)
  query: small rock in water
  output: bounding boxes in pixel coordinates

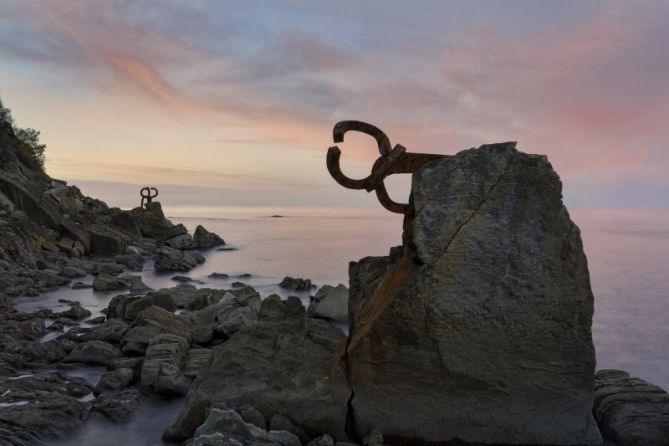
[86,316,106,324]
[172,275,194,283]
[279,276,313,291]
[236,273,251,278]
[93,274,129,292]
[208,272,229,279]
[71,281,93,289]
[191,225,225,249]
[231,281,247,288]
[55,304,91,320]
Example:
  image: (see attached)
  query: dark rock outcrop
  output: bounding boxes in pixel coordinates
[343,143,601,445]
[191,224,225,249]
[164,295,348,442]
[280,276,314,291]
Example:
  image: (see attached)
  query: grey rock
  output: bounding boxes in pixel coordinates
[113,253,144,271]
[208,272,230,279]
[94,262,124,275]
[141,333,191,396]
[87,223,128,256]
[362,429,383,446]
[76,318,129,343]
[279,276,313,291]
[95,367,134,395]
[164,295,348,442]
[71,281,92,289]
[65,340,121,365]
[86,316,106,324]
[165,233,195,250]
[61,265,86,278]
[240,405,267,430]
[92,388,141,423]
[184,348,213,379]
[93,274,129,292]
[107,291,176,321]
[214,305,257,337]
[55,304,91,320]
[306,434,334,446]
[154,246,205,272]
[344,143,601,445]
[594,369,669,446]
[191,225,225,249]
[308,284,348,322]
[122,305,196,354]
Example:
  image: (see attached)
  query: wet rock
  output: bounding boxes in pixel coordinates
[95,367,134,395]
[94,262,124,276]
[93,274,129,292]
[208,272,229,279]
[55,304,91,320]
[344,143,601,445]
[86,315,106,324]
[61,265,86,278]
[191,225,225,249]
[107,291,176,320]
[164,295,348,442]
[154,246,205,272]
[240,405,267,430]
[165,233,194,250]
[128,275,152,293]
[362,429,383,446]
[122,305,196,354]
[65,340,122,365]
[184,348,213,379]
[92,388,141,423]
[190,408,300,446]
[87,223,128,256]
[113,253,144,271]
[76,318,129,343]
[141,333,191,396]
[593,369,669,446]
[214,305,257,337]
[308,284,348,322]
[307,434,335,446]
[0,371,93,398]
[279,276,313,291]
[172,274,195,283]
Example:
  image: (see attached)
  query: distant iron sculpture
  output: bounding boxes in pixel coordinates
[140,186,159,209]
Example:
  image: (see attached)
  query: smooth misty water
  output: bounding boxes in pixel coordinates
[13,210,669,445]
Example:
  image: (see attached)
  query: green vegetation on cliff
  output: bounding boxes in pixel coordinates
[0,95,46,171]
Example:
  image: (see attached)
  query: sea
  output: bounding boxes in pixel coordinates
[12,207,669,445]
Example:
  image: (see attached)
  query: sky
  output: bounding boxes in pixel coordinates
[0,0,668,216]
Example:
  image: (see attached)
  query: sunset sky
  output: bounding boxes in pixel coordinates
[1,1,668,216]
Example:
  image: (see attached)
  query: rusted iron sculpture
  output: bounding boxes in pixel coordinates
[140,186,159,209]
[326,120,448,254]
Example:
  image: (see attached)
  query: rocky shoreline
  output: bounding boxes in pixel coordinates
[2,120,668,446]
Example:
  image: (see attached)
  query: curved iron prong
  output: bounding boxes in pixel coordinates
[150,187,159,199]
[375,181,408,214]
[333,120,392,156]
[326,146,375,190]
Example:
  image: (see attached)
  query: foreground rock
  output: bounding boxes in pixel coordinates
[164,295,348,442]
[280,276,314,291]
[191,224,225,249]
[0,372,93,445]
[343,143,601,444]
[594,369,669,446]
[308,284,348,322]
[154,246,205,272]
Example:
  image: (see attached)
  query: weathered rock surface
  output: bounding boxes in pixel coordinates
[65,339,122,365]
[190,408,301,446]
[154,246,205,272]
[280,276,313,291]
[343,143,602,445]
[92,388,141,423]
[140,333,191,395]
[164,295,348,442]
[594,369,669,446]
[122,305,196,354]
[107,291,176,320]
[308,284,348,322]
[191,224,225,249]
[93,274,129,292]
[0,372,93,444]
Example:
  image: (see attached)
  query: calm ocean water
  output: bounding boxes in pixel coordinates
[15,207,668,445]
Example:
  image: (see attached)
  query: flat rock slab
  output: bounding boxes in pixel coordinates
[594,369,669,446]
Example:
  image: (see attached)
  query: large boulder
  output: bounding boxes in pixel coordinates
[190,225,225,249]
[308,284,349,322]
[343,143,601,445]
[593,369,669,446]
[163,295,348,442]
[87,223,128,256]
[140,333,191,396]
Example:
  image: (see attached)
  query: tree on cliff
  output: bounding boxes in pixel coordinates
[0,95,47,170]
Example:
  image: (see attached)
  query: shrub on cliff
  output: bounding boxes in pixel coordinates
[0,95,46,171]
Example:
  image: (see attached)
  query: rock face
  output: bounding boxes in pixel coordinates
[191,224,225,249]
[154,246,205,272]
[308,284,349,322]
[594,369,669,446]
[343,143,601,444]
[164,295,348,442]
